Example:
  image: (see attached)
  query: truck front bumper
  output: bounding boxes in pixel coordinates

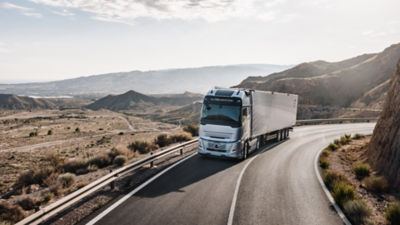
[197,139,242,159]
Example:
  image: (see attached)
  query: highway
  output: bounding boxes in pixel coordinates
[84,123,375,225]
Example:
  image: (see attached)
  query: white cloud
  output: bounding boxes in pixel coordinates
[1,2,43,18]
[28,0,286,23]
[51,9,74,16]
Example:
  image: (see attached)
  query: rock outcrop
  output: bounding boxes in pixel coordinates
[367,59,400,188]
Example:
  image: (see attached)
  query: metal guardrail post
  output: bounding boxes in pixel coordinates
[180,148,183,155]
[150,152,154,168]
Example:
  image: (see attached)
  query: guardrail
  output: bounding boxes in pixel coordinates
[16,138,199,225]
[296,117,378,126]
[16,117,378,225]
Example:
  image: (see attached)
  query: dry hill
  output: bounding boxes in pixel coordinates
[0,94,57,110]
[367,59,400,189]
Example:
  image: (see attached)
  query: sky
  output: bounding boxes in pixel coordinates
[0,0,399,82]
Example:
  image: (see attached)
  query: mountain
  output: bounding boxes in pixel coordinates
[236,43,400,118]
[367,59,400,189]
[0,64,291,96]
[0,94,57,110]
[86,90,203,111]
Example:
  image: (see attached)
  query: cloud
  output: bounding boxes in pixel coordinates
[51,9,74,17]
[28,0,285,23]
[1,2,43,18]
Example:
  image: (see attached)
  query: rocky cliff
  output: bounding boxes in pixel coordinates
[367,59,400,189]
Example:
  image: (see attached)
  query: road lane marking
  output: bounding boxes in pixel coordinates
[227,142,280,225]
[86,153,197,225]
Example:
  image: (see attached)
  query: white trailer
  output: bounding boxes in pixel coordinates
[198,88,298,160]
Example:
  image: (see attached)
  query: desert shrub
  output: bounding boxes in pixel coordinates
[353,133,365,140]
[386,201,400,225]
[364,176,389,193]
[108,147,130,159]
[343,200,372,225]
[324,171,351,190]
[327,143,339,151]
[155,134,171,147]
[118,132,124,135]
[15,167,55,188]
[75,127,80,133]
[332,182,356,207]
[76,181,89,189]
[29,131,38,137]
[47,130,53,135]
[0,200,26,223]
[63,158,88,174]
[183,124,199,136]
[49,183,63,196]
[88,154,112,168]
[128,141,157,154]
[353,164,371,179]
[96,136,111,145]
[320,158,330,169]
[58,173,76,188]
[18,197,37,210]
[321,150,331,157]
[42,192,54,203]
[334,139,341,146]
[170,132,192,142]
[113,155,128,167]
[46,152,64,171]
[340,135,352,145]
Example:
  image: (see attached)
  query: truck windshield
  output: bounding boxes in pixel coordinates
[200,97,242,127]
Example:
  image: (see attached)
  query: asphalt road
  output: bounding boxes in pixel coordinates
[86,123,375,225]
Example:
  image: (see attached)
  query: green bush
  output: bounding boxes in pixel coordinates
[327,143,339,151]
[88,154,112,168]
[340,136,351,145]
[58,173,76,188]
[332,182,356,207]
[364,176,389,193]
[334,139,341,146]
[128,141,158,154]
[353,164,371,180]
[113,155,128,167]
[343,200,371,225]
[321,150,331,157]
[324,171,351,190]
[155,134,171,147]
[386,201,400,225]
[320,158,330,169]
[353,133,365,140]
[183,124,199,137]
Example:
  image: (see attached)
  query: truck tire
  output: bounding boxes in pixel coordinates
[277,131,281,142]
[256,138,260,150]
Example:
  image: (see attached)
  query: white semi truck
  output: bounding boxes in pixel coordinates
[198,88,298,160]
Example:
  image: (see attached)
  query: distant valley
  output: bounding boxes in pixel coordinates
[0,64,291,96]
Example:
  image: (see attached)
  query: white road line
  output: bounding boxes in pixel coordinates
[86,153,197,225]
[227,142,280,225]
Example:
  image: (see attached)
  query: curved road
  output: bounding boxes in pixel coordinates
[84,123,375,225]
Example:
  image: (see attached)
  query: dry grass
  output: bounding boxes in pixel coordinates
[0,200,26,223]
[128,141,158,154]
[343,200,372,225]
[183,124,199,137]
[113,155,128,167]
[17,197,38,210]
[386,201,400,225]
[58,173,76,188]
[353,164,371,180]
[363,176,389,193]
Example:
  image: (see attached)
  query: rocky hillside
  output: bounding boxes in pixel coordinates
[86,90,203,111]
[367,59,400,189]
[0,94,57,110]
[236,43,400,118]
[0,64,291,96]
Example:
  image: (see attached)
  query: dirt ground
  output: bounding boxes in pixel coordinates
[0,108,190,222]
[327,136,398,225]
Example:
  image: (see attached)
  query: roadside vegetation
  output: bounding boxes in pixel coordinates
[319,133,399,225]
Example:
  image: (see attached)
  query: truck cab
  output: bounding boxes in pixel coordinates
[198,88,252,159]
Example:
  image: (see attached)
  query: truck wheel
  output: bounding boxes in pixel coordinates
[277,131,281,142]
[256,138,260,150]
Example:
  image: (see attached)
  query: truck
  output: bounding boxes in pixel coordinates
[198,88,298,160]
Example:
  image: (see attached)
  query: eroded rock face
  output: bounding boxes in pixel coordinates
[367,59,400,188]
